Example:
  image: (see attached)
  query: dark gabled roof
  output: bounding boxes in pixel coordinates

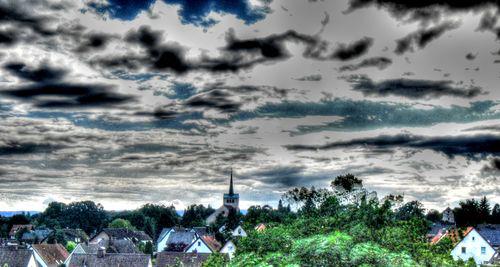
[192,227,208,237]
[156,252,211,267]
[477,224,500,247]
[166,232,196,246]
[97,228,152,242]
[21,229,52,241]
[32,243,69,265]
[0,248,34,267]
[67,253,150,267]
[158,227,188,242]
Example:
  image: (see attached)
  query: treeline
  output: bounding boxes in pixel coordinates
[203,174,499,267]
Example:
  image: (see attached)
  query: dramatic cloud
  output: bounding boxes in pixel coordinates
[347,0,499,23]
[395,22,459,54]
[0,83,135,108]
[331,37,373,61]
[286,134,500,159]
[345,75,483,99]
[4,62,67,82]
[1,0,499,210]
[339,57,392,72]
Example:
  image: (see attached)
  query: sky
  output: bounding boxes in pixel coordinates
[0,0,499,211]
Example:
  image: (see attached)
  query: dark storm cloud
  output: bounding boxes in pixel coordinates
[4,62,67,82]
[331,37,373,61]
[227,99,500,134]
[345,74,483,99]
[185,89,241,113]
[75,33,114,53]
[293,74,323,81]
[347,0,499,23]
[93,27,325,74]
[395,22,459,54]
[0,2,53,36]
[0,142,62,156]
[87,0,271,26]
[285,134,500,159]
[0,83,135,108]
[240,165,329,187]
[0,29,18,46]
[339,57,392,72]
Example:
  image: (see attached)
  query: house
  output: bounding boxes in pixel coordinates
[66,247,152,267]
[255,223,266,232]
[220,240,236,259]
[156,252,211,267]
[0,247,37,267]
[65,239,141,264]
[185,235,221,254]
[157,227,188,253]
[219,225,247,238]
[21,229,52,244]
[89,228,152,245]
[163,231,198,252]
[427,222,454,244]
[42,229,89,245]
[9,225,34,239]
[32,244,69,267]
[450,225,500,265]
[206,170,239,225]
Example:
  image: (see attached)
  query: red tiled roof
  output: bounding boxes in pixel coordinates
[32,243,69,265]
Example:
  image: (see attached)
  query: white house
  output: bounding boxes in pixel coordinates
[219,225,247,237]
[220,240,236,259]
[450,227,496,265]
[185,235,221,254]
[156,227,180,253]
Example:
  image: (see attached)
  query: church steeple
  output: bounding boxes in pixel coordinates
[223,168,239,210]
[229,168,234,195]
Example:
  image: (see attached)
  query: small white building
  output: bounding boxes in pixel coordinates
[220,240,236,259]
[450,227,496,265]
[184,236,221,254]
[442,207,455,224]
[219,225,247,237]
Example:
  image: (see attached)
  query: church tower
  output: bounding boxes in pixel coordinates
[223,169,239,210]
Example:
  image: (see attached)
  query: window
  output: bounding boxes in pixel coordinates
[198,241,201,246]
[461,247,466,254]
[481,247,486,254]
[472,236,475,241]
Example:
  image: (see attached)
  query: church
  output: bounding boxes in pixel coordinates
[206,170,239,225]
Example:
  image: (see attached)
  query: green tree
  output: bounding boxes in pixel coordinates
[181,204,214,228]
[66,241,77,252]
[108,218,135,230]
[202,253,228,267]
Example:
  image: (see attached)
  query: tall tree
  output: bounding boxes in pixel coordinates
[478,196,491,223]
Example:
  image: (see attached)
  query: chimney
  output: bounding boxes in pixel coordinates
[97,247,106,258]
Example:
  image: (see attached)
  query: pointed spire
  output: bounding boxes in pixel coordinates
[229,168,234,195]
